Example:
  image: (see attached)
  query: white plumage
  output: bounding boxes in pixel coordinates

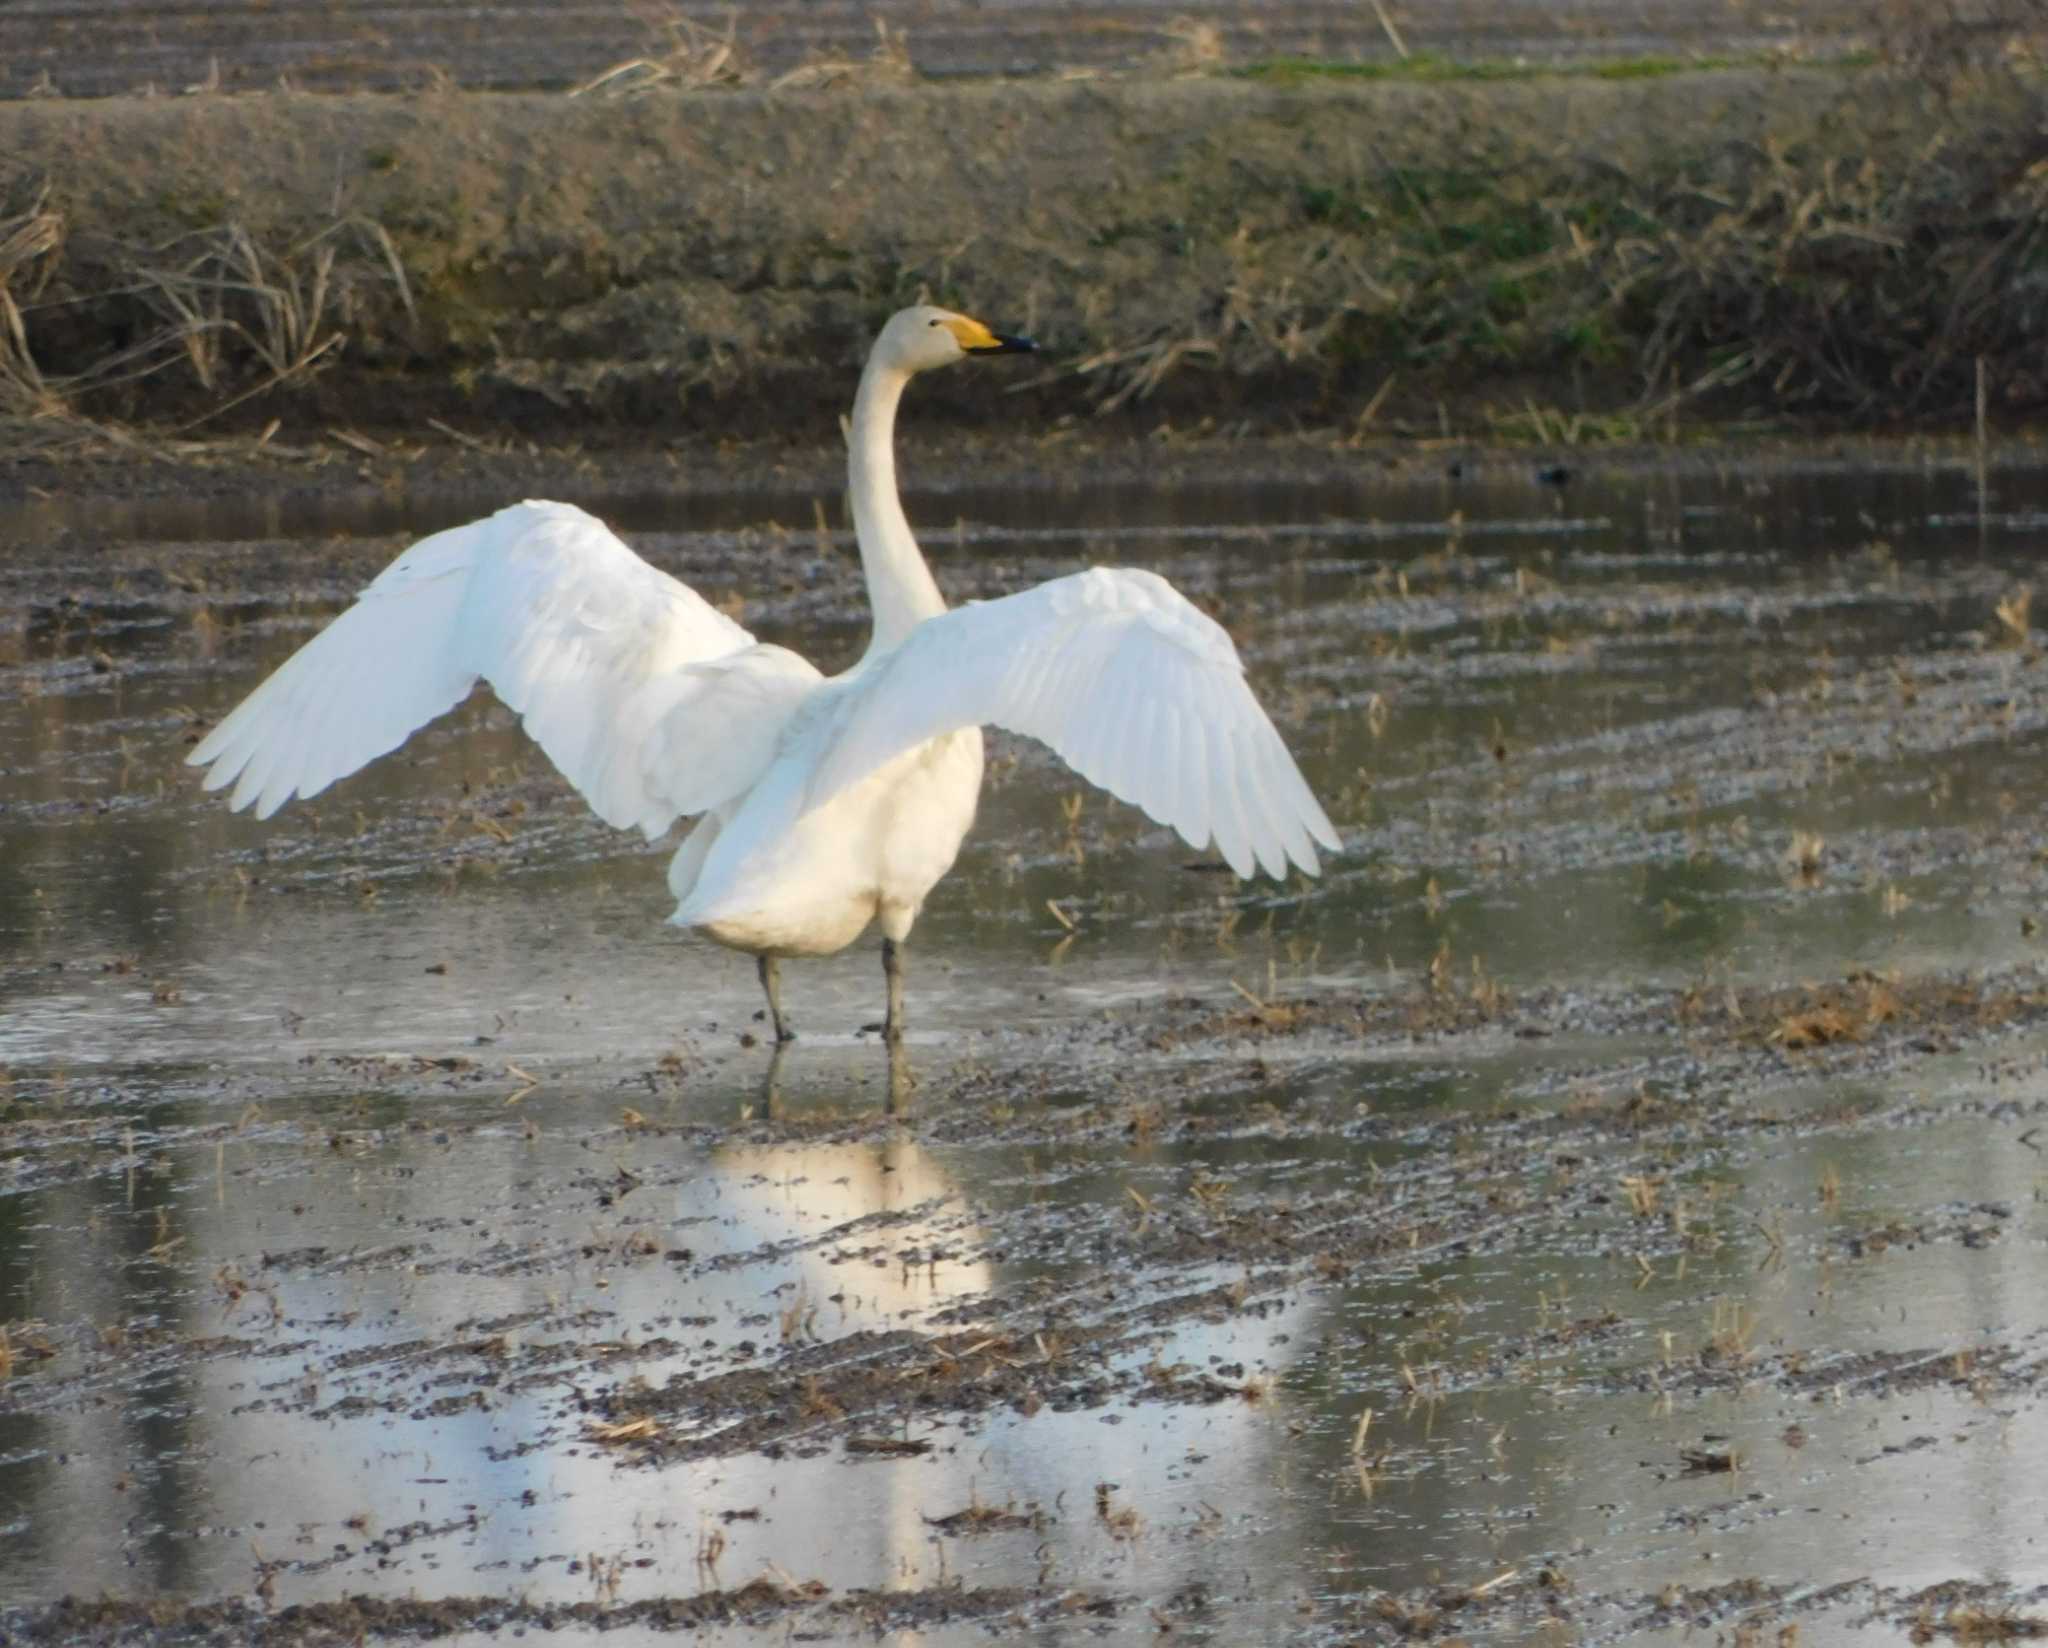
[189,305,1340,1043]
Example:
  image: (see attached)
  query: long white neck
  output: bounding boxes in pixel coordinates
[849,354,946,659]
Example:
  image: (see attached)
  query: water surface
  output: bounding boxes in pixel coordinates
[4,455,2048,1643]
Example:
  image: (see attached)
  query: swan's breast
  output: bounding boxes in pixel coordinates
[673,727,985,957]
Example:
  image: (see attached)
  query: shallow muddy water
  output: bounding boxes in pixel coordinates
[5,454,2048,1643]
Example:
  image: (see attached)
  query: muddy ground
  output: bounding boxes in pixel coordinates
[5,451,2048,1641]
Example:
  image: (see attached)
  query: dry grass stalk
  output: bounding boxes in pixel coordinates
[1915,1602,2048,1643]
[0,181,62,415]
[1868,0,2048,81]
[8,209,413,433]
[1706,1299,1757,1363]
[1784,830,1826,886]
[1152,18,1228,77]
[1770,974,1901,1050]
[572,13,749,97]
[131,223,342,393]
[586,1415,658,1444]
[769,19,913,92]
[1993,585,2032,645]
[1597,111,2048,421]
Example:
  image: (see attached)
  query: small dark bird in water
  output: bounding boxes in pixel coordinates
[1445,460,1465,480]
[1536,463,1572,489]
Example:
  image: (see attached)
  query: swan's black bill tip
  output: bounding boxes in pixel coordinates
[968,332,1037,356]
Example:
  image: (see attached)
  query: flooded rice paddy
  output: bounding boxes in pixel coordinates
[6,455,2048,1642]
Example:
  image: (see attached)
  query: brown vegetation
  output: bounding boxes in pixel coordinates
[3,56,2048,453]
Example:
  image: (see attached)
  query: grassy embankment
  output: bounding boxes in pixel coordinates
[2,54,2046,454]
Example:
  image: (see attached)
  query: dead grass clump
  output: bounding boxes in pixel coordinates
[0,178,62,417]
[845,1434,931,1457]
[1704,1298,1757,1364]
[768,20,913,92]
[571,14,750,97]
[1867,0,2048,83]
[133,224,342,395]
[924,1488,1042,1534]
[0,1320,59,1376]
[1071,69,2048,428]
[1607,103,2048,422]
[1992,586,2033,646]
[1910,1602,2048,1644]
[1561,1081,1676,1128]
[126,218,414,415]
[1351,1571,1524,1636]
[5,201,414,431]
[1093,1482,1144,1540]
[1760,972,1909,1050]
[1784,830,1827,886]
[1152,18,1229,78]
[1772,1003,1858,1049]
[560,12,919,100]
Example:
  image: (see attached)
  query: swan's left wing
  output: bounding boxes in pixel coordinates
[641,643,824,819]
[807,568,1338,879]
[187,501,758,835]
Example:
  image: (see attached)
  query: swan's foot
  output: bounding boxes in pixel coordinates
[756,954,796,1044]
[881,937,906,1045]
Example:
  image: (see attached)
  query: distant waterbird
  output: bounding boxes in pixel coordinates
[188,306,1339,1044]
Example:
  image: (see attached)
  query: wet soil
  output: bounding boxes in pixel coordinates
[6,454,2048,1642]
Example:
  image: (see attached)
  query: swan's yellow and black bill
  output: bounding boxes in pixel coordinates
[944,316,1038,355]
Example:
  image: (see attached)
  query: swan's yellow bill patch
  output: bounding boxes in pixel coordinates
[942,315,1038,356]
[942,315,1005,352]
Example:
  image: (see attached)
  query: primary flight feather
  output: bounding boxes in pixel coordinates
[189,305,1340,1043]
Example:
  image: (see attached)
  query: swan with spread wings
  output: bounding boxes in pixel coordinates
[188,306,1340,1043]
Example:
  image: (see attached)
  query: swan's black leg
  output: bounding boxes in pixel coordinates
[757,1041,789,1120]
[757,955,796,1043]
[886,1037,913,1116]
[881,938,906,1045]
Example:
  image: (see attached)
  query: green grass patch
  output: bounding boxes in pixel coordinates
[1243,50,1806,85]
[1588,55,1741,80]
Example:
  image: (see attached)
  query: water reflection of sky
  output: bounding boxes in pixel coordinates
[6,459,2048,1636]
[7,1051,2046,1629]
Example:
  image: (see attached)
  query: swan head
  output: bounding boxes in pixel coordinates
[875,305,1036,375]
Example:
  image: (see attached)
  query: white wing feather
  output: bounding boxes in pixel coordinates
[807,567,1338,879]
[187,500,770,836]
[640,644,824,819]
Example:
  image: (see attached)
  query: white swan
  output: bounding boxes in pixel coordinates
[188,306,1339,1043]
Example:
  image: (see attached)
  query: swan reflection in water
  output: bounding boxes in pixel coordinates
[750,1037,914,1120]
[1,1046,1321,1610]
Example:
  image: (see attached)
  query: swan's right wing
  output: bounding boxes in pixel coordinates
[188,500,760,836]
[807,567,1338,880]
